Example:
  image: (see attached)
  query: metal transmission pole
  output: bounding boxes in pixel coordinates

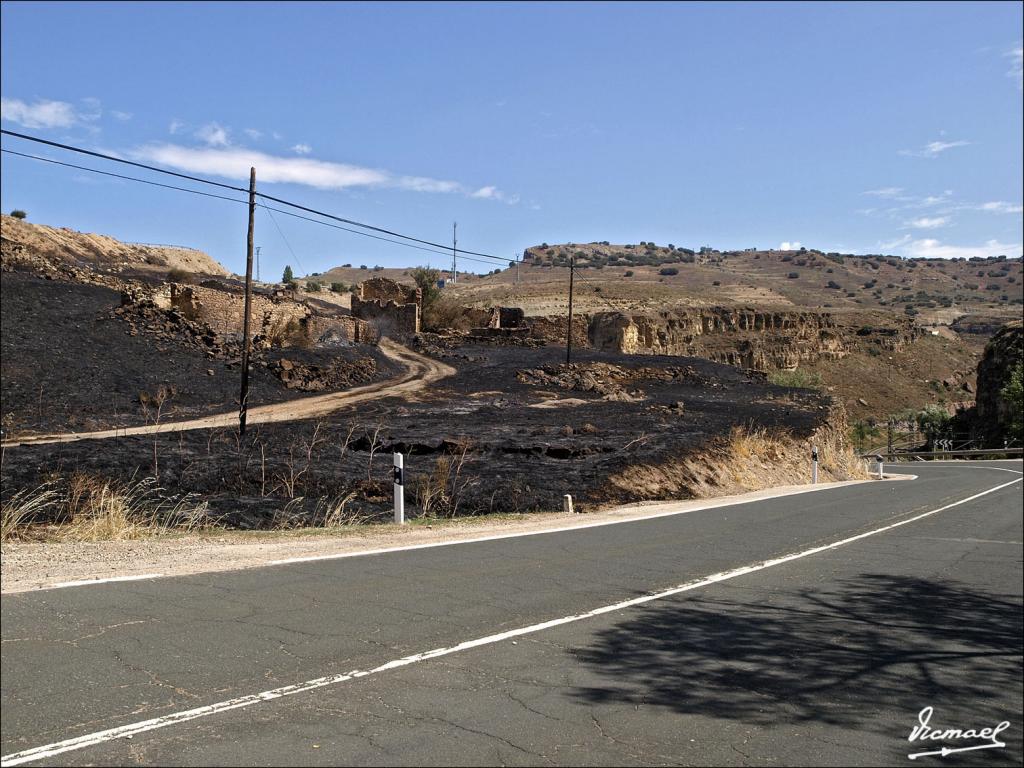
[566,256,575,365]
[255,246,261,283]
[451,222,457,283]
[239,166,256,436]
[515,251,520,284]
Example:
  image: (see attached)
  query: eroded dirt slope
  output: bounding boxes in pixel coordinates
[0,214,229,276]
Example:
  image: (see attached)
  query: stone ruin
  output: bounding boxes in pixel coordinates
[121,282,370,349]
[470,306,531,340]
[350,277,421,335]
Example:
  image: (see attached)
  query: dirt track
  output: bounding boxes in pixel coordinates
[1,340,454,447]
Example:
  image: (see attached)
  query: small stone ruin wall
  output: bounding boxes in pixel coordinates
[124,282,371,348]
[351,277,421,335]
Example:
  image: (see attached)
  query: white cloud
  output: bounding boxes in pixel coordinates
[1008,45,1023,91]
[244,128,263,141]
[470,185,518,204]
[78,97,102,122]
[134,144,387,189]
[905,216,950,229]
[397,175,463,193]
[1,98,79,129]
[779,241,802,250]
[900,238,1021,259]
[195,122,230,147]
[471,185,501,199]
[898,140,971,158]
[111,110,133,121]
[917,192,954,207]
[863,187,903,197]
[130,143,488,197]
[126,131,512,199]
[979,201,1024,214]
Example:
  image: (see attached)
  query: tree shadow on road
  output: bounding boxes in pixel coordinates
[571,574,1022,759]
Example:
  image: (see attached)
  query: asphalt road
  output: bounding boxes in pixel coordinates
[2,461,1021,766]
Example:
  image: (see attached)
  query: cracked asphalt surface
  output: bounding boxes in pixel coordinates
[2,461,1021,766]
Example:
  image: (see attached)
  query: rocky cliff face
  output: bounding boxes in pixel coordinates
[588,308,920,371]
[974,321,1023,446]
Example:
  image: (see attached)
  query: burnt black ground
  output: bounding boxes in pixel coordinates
[0,334,833,524]
[0,271,398,434]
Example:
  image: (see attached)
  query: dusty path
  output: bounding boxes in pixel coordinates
[1,340,455,447]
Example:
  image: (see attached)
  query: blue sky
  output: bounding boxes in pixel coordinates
[2,1,1021,277]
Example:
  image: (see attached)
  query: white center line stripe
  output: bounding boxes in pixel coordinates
[2,477,1018,767]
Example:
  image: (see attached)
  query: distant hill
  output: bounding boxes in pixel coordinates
[463,242,1024,324]
[0,214,230,277]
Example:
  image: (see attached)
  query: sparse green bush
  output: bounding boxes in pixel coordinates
[282,265,294,283]
[9,209,27,220]
[330,282,346,293]
[304,281,321,292]
[410,266,441,311]
[659,267,679,276]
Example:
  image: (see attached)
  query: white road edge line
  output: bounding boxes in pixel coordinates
[2,476,1019,768]
[50,574,164,589]
[26,479,882,592]
[267,479,882,566]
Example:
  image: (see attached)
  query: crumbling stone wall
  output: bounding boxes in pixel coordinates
[486,307,526,329]
[122,282,371,349]
[351,277,421,335]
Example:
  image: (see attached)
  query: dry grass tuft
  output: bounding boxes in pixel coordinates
[1,475,211,542]
[415,441,477,518]
[270,492,372,529]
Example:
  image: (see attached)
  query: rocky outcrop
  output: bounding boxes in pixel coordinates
[974,321,1023,446]
[588,308,921,371]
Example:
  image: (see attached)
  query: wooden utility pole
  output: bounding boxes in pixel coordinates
[566,256,575,365]
[451,222,457,283]
[239,166,256,436]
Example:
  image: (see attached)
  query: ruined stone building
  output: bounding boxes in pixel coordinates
[350,277,421,335]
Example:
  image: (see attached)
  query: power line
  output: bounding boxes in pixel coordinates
[1,129,249,193]
[257,199,304,277]
[572,268,633,314]
[0,149,250,206]
[2,146,502,269]
[2,128,510,264]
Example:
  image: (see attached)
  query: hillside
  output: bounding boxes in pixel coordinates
[450,243,1023,327]
[0,214,230,277]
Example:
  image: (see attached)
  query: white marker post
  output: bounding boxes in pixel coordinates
[876,454,885,480]
[393,452,405,524]
[811,445,819,485]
